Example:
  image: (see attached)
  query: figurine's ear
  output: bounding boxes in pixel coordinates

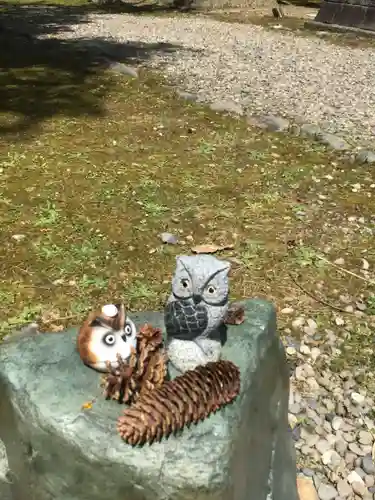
[219,260,231,277]
[175,255,189,270]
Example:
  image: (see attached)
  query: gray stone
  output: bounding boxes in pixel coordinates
[176,90,198,102]
[356,150,375,164]
[260,114,290,132]
[300,123,321,138]
[358,431,373,446]
[108,62,139,78]
[316,132,350,151]
[352,481,367,496]
[335,440,348,456]
[159,232,179,244]
[337,479,353,498]
[349,443,366,456]
[318,483,338,500]
[303,467,315,477]
[362,455,375,475]
[210,99,243,115]
[0,299,298,500]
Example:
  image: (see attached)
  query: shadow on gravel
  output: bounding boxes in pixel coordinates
[0,2,185,138]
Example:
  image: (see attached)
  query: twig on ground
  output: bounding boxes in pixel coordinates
[315,255,375,286]
[288,272,350,314]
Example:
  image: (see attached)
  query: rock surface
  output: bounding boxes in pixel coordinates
[0,299,298,500]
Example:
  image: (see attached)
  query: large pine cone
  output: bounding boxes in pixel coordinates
[117,359,240,446]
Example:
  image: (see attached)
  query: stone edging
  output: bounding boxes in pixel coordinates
[175,90,375,166]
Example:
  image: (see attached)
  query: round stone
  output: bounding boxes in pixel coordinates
[348,470,365,485]
[318,483,338,500]
[302,467,315,478]
[345,452,357,466]
[335,440,348,456]
[352,481,367,496]
[351,392,366,406]
[289,403,302,415]
[365,476,375,488]
[358,431,373,446]
[349,443,366,456]
[362,455,375,475]
[332,416,344,431]
[101,304,118,317]
[316,439,331,454]
[337,479,353,498]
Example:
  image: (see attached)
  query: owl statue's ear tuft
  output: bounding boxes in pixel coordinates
[220,259,231,274]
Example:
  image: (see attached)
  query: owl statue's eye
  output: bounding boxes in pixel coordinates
[103,333,116,346]
[124,323,133,336]
[181,279,189,289]
[207,285,216,294]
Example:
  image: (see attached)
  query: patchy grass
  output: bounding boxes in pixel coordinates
[0,26,374,386]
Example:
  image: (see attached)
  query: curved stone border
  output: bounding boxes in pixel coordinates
[176,90,375,165]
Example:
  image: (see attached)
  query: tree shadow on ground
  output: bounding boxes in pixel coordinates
[0,2,189,139]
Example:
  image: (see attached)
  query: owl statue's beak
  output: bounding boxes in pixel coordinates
[192,294,202,305]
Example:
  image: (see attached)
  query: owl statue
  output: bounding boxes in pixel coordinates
[77,303,137,373]
[164,254,231,374]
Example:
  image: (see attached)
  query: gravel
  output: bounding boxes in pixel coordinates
[47,12,375,148]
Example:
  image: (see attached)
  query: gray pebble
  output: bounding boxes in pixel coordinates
[318,483,338,500]
[300,123,321,138]
[176,90,198,102]
[303,467,315,477]
[362,455,375,475]
[356,150,375,164]
[316,132,350,151]
[210,99,243,115]
[289,402,301,415]
[355,468,366,479]
[349,443,366,456]
[337,479,353,498]
[344,432,356,443]
[159,232,179,244]
[108,62,138,78]
[317,439,331,454]
[335,440,348,456]
[345,452,357,466]
[358,431,373,446]
[259,114,290,132]
[352,481,367,496]
[365,476,375,488]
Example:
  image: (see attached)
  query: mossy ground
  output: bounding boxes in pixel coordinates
[0,0,374,385]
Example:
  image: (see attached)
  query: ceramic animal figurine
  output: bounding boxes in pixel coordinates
[77,303,137,372]
[164,254,231,374]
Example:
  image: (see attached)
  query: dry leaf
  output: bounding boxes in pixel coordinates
[191,243,234,254]
[297,477,318,500]
[361,258,370,270]
[81,400,94,410]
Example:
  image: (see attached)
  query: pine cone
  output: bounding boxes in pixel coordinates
[117,359,240,446]
[102,324,167,405]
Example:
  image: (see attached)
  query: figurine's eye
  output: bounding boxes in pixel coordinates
[181,279,189,289]
[207,285,216,294]
[103,333,116,346]
[124,323,133,336]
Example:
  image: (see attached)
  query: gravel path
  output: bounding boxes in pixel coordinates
[50,13,375,147]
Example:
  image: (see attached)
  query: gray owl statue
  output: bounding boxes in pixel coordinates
[164,254,231,374]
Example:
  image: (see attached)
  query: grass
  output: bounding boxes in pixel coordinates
[0,0,375,388]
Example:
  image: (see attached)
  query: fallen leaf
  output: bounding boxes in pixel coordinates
[81,400,95,410]
[297,477,318,500]
[191,243,234,254]
[361,258,370,270]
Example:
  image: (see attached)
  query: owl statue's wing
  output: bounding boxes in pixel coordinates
[164,300,209,341]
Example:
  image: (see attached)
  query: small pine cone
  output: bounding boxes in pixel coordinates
[102,325,167,405]
[117,359,240,446]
